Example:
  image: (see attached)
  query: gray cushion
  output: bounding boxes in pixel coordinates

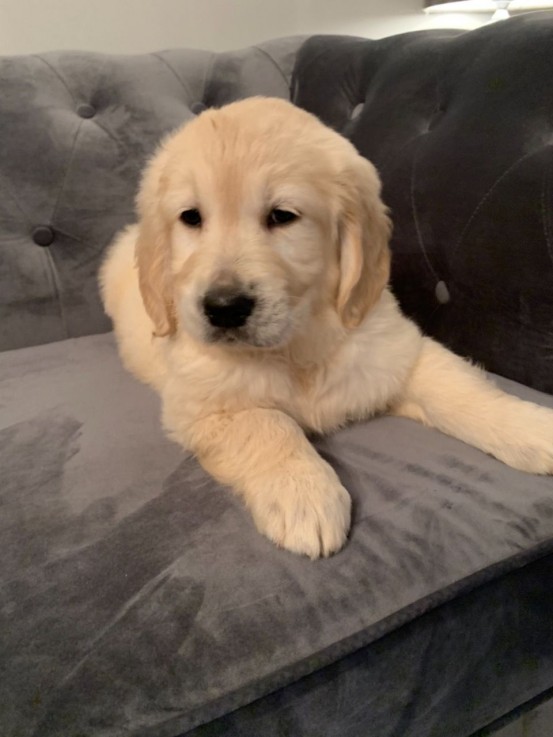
[2,332,553,737]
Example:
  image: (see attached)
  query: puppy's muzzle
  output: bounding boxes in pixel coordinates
[202,287,256,329]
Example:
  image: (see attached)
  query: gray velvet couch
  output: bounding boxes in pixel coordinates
[2,12,553,737]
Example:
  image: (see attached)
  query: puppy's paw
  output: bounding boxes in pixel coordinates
[492,404,553,475]
[249,465,351,559]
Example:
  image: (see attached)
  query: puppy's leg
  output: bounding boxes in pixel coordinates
[391,337,553,474]
[166,407,351,558]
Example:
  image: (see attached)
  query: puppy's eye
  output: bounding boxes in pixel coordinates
[267,208,298,228]
[180,209,202,227]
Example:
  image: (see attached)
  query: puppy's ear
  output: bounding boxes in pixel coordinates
[336,155,391,329]
[135,148,177,337]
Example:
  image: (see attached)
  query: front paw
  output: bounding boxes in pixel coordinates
[492,404,553,475]
[249,465,352,559]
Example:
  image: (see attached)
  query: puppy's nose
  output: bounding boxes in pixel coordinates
[203,288,256,329]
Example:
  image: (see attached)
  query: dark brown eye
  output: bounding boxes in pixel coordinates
[180,209,202,227]
[267,208,298,228]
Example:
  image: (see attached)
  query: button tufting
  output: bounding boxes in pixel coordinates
[191,101,207,115]
[32,225,55,247]
[77,103,96,119]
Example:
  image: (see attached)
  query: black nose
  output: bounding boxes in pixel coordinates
[202,288,256,329]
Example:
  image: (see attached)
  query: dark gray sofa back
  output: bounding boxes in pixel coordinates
[1,14,552,394]
[293,13,553,394]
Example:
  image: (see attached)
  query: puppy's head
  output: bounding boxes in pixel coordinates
[135,97,391,347]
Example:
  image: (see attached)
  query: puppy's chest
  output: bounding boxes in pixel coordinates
[219,351,387,432]
[168,338,398,432]
[294,352,391,432]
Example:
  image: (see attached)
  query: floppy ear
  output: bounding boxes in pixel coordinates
[336,155,392,329]
[135,148,177,337]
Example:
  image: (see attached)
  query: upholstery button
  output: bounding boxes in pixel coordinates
[77,103,96,119]
[32,225,55,247]
[191,101,207,114]
[435,280,451,304]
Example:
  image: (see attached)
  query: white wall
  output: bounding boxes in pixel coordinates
[0,0,494,56]
[295,0,486,38]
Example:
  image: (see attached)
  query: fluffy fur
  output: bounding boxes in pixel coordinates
[100,97,553,559]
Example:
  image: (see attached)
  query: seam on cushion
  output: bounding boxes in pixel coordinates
[43,246,69,339]
[540,153,553,268]
[150,51,217,109]
[33,55,77,105]
[252,45,290,88]
[150,52,191,96]
[410,138,439,282]
[201,51,219,106]
[0,173,33,226]
[53,224,132,259]
[475,687,553,737]
[45,120,83,340]
[90,118,120,148]
[380,133,423,176]
[50,120,83,227]
[200,52,217,103]
[380,70,440,175]
[407,49,444,285]
[452,148,539,260]
[51,227,109,272]
[292,37,367,79]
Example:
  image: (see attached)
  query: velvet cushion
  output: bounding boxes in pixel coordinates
[2,333,553,736]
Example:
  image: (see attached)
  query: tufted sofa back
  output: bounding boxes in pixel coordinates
[0,38,301,351]
[1,14,553,393]
[293,13,553,394]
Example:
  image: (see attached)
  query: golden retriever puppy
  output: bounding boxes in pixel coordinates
[100,97,553,559]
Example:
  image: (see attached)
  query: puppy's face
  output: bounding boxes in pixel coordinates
[167,134,335,348]
[136,98,391,348]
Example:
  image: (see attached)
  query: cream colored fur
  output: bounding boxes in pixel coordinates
[100,97,553,559]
